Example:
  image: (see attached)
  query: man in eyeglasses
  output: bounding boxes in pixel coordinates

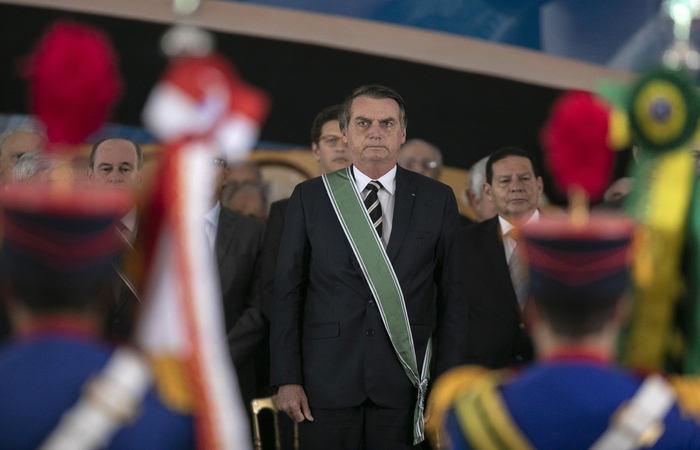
[397,139,442,180]
[311,104,352,175]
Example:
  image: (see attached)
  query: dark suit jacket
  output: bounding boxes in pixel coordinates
[462,215,533,368]
[217,206,267,406]
[259,198,289,322]
[270,165,468,410]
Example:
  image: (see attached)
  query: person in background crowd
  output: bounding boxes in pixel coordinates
[259,104,350,320]
[12,151,61,184]
[205,154,267,424]
[270,84,468,449]
[398,138,442,180]
[398,139,474,227]
[221,161,268,222]
[462,147,543,369]
[87,138,143,339]
[465,156,498,224]
[0,125,46,185]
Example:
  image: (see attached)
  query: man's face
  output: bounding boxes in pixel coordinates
[484,156,543,220]
[343,96,406,169]
[88,139,141,191]
[0,132,44,182]
[312,120,350,175]
[398,141,440,179]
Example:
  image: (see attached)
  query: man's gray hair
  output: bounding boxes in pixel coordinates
[0,125,44,151]
[467,156,489,201]
[13,151,60,182]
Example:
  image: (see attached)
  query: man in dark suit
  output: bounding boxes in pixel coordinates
[205,155,267,410]
[87,138,143,340]
[270,85,468,449]
[259,104,350,321]
[462,147,543,368]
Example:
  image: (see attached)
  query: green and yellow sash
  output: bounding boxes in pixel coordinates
[322,167,432,444]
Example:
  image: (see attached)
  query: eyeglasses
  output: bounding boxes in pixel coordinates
[318,135,343,148]
[213,157,227,168]
[401,159,439,170]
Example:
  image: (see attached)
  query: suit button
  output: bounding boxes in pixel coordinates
[516,355,523,362]
[366,329,375,336]
[114,318,120,323]
[368,300,375,307]
[519,323,525,330]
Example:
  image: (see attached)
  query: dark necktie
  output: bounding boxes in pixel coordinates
[364,180,383,238]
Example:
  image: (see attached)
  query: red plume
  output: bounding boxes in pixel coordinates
[25,21,123,149]
[540,91,614,201]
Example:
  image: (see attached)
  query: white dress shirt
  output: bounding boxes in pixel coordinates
[352,165,397,248]
[204,201,222,254]
[498,209,540,264]
[118,206,139,245]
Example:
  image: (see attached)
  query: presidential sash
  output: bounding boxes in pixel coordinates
[322,167,432,444]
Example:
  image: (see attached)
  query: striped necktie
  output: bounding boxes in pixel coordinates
[364,180,383,238]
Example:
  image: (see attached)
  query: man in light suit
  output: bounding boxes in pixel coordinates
[462,146,543,368]
[270,85,468,449]
[204,155,267,410]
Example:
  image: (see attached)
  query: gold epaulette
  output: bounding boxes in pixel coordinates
[150,356,194,415]
[668,375,700,425]
[425,365,490,448]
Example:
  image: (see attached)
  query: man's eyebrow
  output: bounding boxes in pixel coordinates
[97,163,113,168]
[119,162,134,168]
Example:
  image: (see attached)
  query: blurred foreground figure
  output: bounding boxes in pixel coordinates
[0,186,194,449]
[429,216,700,449]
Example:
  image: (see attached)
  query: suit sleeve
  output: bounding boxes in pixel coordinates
[269,186,309,386]
[433,187,469,376]
[226,226,268,368]
[259,200,286,321]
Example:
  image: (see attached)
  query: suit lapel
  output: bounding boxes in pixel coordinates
[482,216,519,314]
[387,166,415,262]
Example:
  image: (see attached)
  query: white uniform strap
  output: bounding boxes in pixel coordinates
[589,374,676,450]
[39,347,153,450]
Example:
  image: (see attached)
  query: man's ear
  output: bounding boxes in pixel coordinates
[536,176,544,198]
[401,127,406,145]
[311,142,321,162]
[86,168,94,182]
[483,182,493,202]
[341,128,348,144]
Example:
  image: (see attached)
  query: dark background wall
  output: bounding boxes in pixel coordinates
[0,4,632,204]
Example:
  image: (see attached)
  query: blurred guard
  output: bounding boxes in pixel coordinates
[428,215,700,449]
[0,185,195,449]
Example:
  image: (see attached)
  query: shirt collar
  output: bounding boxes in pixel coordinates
[499,209,540,238]
[352,165,397,195]
[120,206,138,234]
[205,201,222,227]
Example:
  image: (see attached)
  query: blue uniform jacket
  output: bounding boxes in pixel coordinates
[446,359,700,449]
[0,329,195,449]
